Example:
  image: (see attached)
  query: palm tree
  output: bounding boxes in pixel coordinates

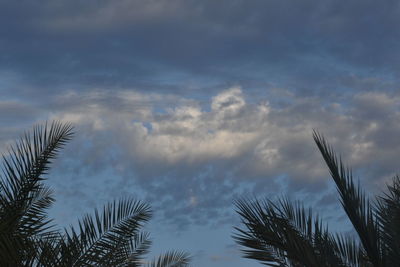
[0,121,190,267]
[233,131,400,267]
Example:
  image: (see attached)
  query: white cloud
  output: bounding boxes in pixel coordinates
[42,88,400,187]
[211,87,246,116]
[108,88,269,165]
[2,87,400,226]
[3,87,400,188]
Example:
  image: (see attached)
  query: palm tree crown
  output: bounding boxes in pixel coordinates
[0,122,190,267]
[234,131,400,267]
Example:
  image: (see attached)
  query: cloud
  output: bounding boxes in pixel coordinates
[38,0,187,32]
[0,87,388,228]
[2,2,399,264]
[2,0,400,94]
[2,87,400,226]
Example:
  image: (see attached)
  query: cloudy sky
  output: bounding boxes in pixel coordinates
[1,0,400,266]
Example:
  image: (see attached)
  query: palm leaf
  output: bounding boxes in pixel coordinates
[0,121,73,265]
[145,251,191,267]
[313,131,382,267]
[0,122,191,266]
[234,197,347,267]
[375,175,400,265]
[61,198,152,266]
[331,233,370,267]
[121,231,152,266]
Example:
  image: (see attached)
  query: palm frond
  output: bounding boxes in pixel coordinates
[375,175,400,265]
[33,232,65,267]
[234,198,304,266]
[313,131,382,267]
[0,122,190,266]
[331,233,367,267]
[0,121,73,266]
[19,185,55,237]
[0,121,73,201]
[234,197,346,267]
[0,232,30,265]
[145,251,191,267]
[121,231,152,266]
[62,198,152,266]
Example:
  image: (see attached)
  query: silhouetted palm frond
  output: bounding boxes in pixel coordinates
[121,231,152,266]
[0,122,191,266]
[375,175,400,265]
[57,198,151,266]
[0,121,73,265]
[145,251,191,267]
[235,131,400,267]
[331,233,367,267]
[313,131,382,266]
[234,197,347,266]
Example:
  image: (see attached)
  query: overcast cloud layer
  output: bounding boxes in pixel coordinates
[1,1,400,266]
[2,0,400,94]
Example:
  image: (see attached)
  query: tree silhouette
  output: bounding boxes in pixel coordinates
[0,121,190,267]
[234,131,400,266]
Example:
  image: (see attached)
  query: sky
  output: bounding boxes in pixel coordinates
[1,0,400,266]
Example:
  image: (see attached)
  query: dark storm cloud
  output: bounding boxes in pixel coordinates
[2,0,400,95]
